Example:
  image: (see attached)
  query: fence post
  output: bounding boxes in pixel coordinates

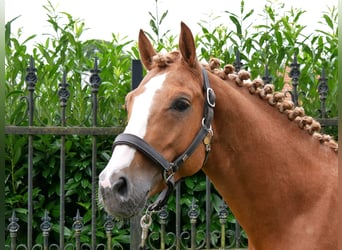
[130,214,142,250]
[132,59,143,90]
[130,59,144,249]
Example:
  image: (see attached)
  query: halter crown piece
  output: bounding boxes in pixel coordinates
[112,68,215,212]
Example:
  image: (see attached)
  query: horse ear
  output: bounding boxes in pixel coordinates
[138,29,157,71]
[179,22,198,68]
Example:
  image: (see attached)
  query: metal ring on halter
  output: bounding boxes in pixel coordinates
[163,165,175,182]
[202,118,213,132]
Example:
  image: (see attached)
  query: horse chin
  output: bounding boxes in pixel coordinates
[99,185,149,218]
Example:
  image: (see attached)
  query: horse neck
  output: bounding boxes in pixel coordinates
[202,74,337,241]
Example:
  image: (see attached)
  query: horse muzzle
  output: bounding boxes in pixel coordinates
[98,172,149,218]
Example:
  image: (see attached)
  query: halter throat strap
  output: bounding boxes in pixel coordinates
[112,68,215,211]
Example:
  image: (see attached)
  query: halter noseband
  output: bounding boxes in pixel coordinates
[112,68,215,211]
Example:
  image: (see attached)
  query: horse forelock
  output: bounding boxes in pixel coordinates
[150,51,180,69]
[205,58,338,153]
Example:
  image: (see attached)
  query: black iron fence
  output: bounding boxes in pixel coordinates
[5,55,337,250]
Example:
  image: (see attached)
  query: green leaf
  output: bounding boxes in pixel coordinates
[275,30,283,46]
[5,15,21,47]
[184,178,194,189]
[81,179,89,188]
[229,15,241,35]
[74,172,82,182]
[159,10,168,25]
[323,14,333,29]
[243,9,254,21]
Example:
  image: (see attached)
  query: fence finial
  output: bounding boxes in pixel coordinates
[58,71,70,109]
[90,57,102,93]
[7,211,20,250]
[73,209,84,232]
[233,50,243,73]
[8,210,20,233]
[26,56,38,91]
[287,53,305,106]
[40,210,52,249]
[262,64,273,84]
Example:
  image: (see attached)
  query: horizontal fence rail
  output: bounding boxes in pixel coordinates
[5,126,123,135]
[5,54,337,250]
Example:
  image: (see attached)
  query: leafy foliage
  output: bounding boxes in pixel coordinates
[5,0,337,247]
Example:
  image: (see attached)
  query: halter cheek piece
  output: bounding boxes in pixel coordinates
[112,68,215,212]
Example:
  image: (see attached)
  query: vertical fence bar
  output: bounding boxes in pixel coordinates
[58,72,69,249]
[159,207,168,249]
[25,56,37,250]
[218,202,228,249]
[188,200,199,250]
[175,182,181,250]
[205,176,211,249]
[235,221,241,248]
[104,214,115,249]
[90,58,101,249]
[317,68,328,132]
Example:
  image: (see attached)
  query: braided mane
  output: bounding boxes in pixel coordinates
[203,58,338,152]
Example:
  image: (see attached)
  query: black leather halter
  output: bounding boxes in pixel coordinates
[112,68,216,211]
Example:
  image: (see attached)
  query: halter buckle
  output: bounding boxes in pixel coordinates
[163,165,175,185]
[206,88,216,108]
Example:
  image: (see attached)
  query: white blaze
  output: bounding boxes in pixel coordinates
[99,73,167,188]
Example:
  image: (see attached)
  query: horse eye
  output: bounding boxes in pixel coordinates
[171,98,190,112]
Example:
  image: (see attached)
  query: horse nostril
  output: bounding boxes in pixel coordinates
[113,177,128,197]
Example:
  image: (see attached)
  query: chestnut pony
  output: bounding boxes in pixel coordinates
[99,22,338,250]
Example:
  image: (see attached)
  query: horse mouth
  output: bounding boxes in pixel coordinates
[98,185,149,218]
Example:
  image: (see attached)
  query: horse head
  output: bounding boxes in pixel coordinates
[98,22,214,218]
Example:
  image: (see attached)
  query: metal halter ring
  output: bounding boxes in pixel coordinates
[140,213,152,228]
